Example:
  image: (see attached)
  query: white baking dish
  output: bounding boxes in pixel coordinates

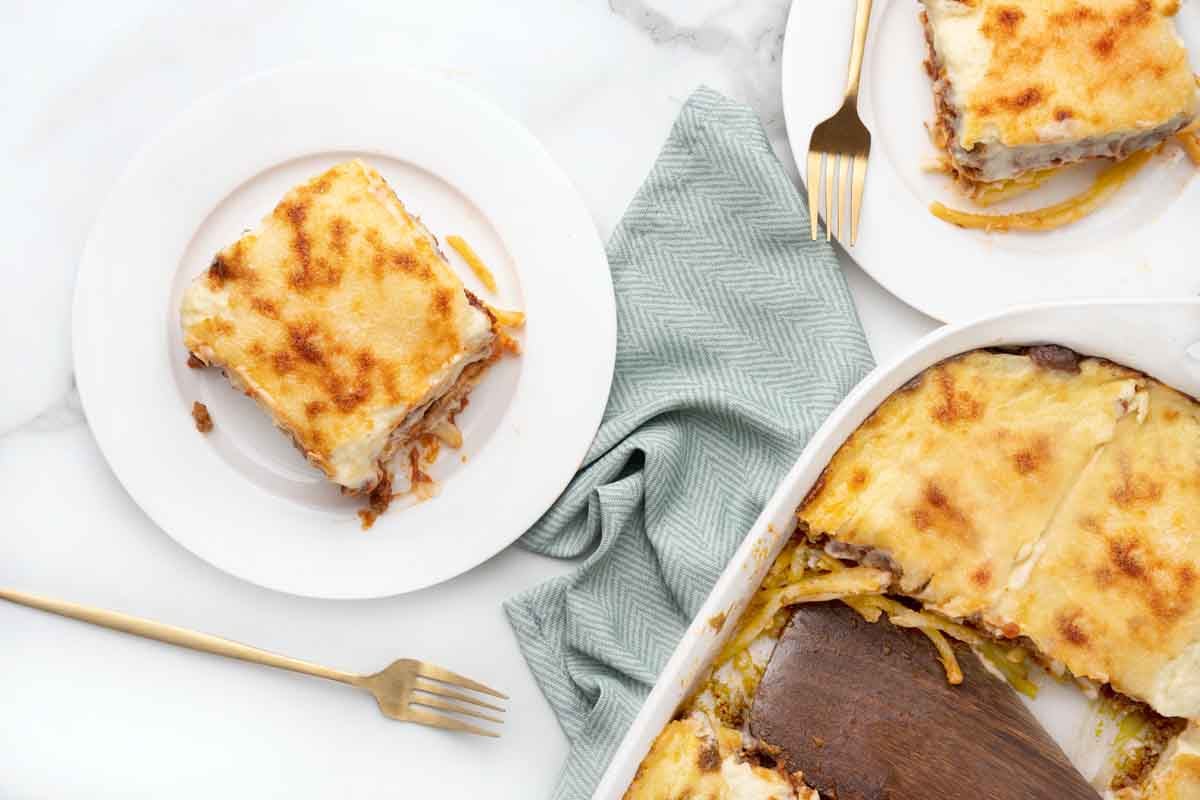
[595,299,1200,798]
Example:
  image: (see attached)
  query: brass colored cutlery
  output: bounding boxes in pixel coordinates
[0,588,507,737]
[807,0,874,245]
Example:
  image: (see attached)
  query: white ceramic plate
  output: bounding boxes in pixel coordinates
[73,64,615,599]
[595,299,1200,797]
[781,2,1200,323]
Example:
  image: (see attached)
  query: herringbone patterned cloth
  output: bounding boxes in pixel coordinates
[504,87,874,799]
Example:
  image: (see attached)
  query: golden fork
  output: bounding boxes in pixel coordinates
[807,0,874,246]
[0,588,507,737]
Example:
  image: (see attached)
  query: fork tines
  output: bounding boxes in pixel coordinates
[408,662,508,738]
[807,147,869,246]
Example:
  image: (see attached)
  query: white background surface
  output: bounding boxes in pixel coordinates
[0,1,936,797]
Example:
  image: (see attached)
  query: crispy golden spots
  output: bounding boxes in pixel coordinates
[984,5,1025,38]
[329,373,372,413]
[946,0,1198,149]
[1093,29,1118,58]
[431,288,454,321]
[207,255,229,284]
[364,227,429,282]
[250,297,279,319]
[1180,566,1197,592]
[849,468,869,490]
[1108,536,1148,579]
[1110,463,1164,508]
[1057,610,1091,646]
[930,368,984,425]
[279,199,343,291]
[971,563,993,588]
[1096,534,1197,625]
[380,367,401,404]
[999,86,1045,113]
[1052,4,1102,25]
[912,480,975,541]
[207,253,248,289]
[329,216,354,256]
[206,240,254,289]
[271,351,294,375]
[288,322,325,365]
[393,251,420,273]
[281,202,309,272]
[1013,435,1052,475]
[305,400,327,418]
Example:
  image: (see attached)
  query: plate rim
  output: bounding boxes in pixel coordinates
[72,62,615,599]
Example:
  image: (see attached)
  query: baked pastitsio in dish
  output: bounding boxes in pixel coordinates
[920,0,1200,229]
[181,159,518,524]
[625,347,1200,799]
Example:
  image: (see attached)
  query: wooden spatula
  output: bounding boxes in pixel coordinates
[749,602,1099,800]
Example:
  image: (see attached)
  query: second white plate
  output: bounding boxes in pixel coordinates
[782,0,1200,323]
[74,64,615,599]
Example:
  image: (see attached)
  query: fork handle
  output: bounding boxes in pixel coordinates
[0,588,361,687]
[844,0,874,100]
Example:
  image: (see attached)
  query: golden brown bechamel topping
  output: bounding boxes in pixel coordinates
[180,160,492,486]
[943,0,1197,149]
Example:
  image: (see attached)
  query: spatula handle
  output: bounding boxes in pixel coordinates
[0,588,360,686]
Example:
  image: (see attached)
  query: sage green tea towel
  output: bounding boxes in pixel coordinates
[505,87,874,799]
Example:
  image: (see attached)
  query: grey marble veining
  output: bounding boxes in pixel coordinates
[610,0,794,169]
[12,385,86,435]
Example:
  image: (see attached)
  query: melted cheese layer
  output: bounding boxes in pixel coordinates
[802,350,1200,720]
[624,713,801,800]
[923,0,1199,180]
[181,159,494,490]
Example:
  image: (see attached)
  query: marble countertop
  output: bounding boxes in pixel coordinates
[0,1,936,797]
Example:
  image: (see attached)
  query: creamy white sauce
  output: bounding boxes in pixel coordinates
[179,277,232,329]
[719,759,795,800]
[923,0,992,112]
[1151,641,1200,718]
[955,114,1194,183]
